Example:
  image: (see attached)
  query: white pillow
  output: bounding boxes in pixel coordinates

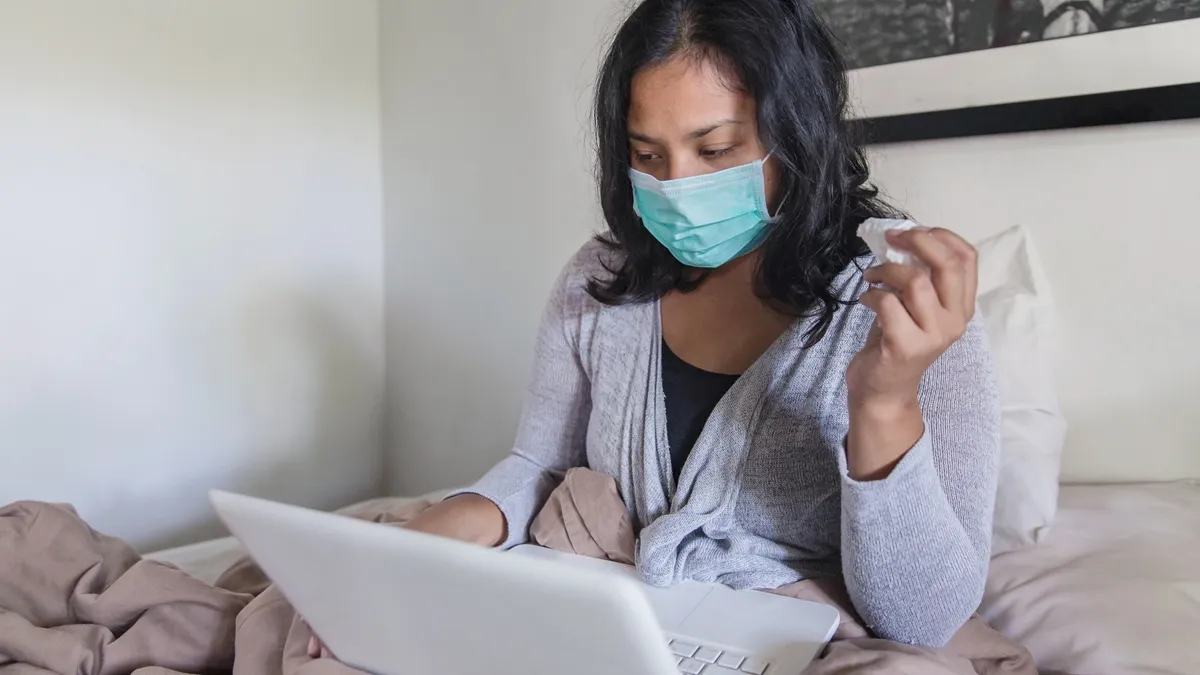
[974,225,1067,555]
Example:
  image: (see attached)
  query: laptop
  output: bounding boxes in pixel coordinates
[209,490,839,675]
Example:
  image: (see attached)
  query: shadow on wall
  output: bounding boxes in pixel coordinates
[385,289,530,498]
[98,288,382,553]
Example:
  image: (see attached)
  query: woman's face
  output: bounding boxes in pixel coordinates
[627,56,781,211]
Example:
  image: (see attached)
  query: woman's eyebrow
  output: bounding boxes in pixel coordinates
[686,118,742,140]
[627,129,661,144]
[627,119,744,144]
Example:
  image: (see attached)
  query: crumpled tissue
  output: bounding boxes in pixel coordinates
[857,218,926,268]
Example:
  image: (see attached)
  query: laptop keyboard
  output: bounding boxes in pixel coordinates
[668,639,771,675]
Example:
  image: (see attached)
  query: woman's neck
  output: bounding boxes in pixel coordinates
[694,250,765,303]
[663,251,793,375]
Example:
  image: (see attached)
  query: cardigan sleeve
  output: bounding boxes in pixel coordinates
[837,312,1001,647]
[446,247,595,548]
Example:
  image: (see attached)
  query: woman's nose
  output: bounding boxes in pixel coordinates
[665,157,705,182]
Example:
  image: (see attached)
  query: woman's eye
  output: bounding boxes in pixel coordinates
[701,147,735,158]
[634,152,660,162]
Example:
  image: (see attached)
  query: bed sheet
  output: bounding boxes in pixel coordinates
[145,493,449,585]
[982,481,1200,675]
[146,536,245,586]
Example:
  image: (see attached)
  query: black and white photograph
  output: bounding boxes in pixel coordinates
[829,1,1200,142]
[816,0,1200,70]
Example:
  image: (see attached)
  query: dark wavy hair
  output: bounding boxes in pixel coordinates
[587,0,901,347]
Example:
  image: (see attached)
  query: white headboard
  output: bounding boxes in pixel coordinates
[870,119,1200,483]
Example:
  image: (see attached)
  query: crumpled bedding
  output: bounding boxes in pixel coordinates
[0,497,439,675]
[982,481,1200,675]
[1,474,1034,675]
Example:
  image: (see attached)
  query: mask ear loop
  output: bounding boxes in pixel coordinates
[761,149,789,222]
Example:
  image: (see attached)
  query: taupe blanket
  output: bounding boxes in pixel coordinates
[0,474,1035,674]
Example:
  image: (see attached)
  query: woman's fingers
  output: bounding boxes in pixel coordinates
[861,263,940,331]
[886,228,970,315]
[858,287,922,347]
[930,229,979,317]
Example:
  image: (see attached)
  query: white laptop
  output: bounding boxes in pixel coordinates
[209,490,838,675]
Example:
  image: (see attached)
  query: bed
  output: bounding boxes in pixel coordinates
[145,534,245,586]
[981,481,1200,675]
[144,495,435,585]
[147,482,1200,675]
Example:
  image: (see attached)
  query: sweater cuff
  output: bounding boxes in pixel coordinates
[443,454,559,550]
[838,429,942,523]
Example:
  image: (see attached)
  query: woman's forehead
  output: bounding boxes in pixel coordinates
[628,58,753,137]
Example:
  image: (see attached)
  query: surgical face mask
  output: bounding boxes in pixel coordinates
[629,155,773,269]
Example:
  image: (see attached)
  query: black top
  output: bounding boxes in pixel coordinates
[661,339,741,480]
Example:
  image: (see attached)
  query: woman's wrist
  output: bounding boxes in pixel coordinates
[849,390,919,420]
[846,392,924,481]
[407,494,507,547]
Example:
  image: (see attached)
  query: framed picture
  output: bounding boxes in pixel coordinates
[815,2,1200,143]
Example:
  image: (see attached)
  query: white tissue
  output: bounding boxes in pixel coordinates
[857,218,924,267]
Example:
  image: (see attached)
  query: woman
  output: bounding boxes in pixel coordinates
[328,0,998,653]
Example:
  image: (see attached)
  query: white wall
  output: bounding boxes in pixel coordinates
[379,0,617,495]
[869,119,1200,483]
[0,1,385,550]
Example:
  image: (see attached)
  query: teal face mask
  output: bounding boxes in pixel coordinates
[630,156,772,269]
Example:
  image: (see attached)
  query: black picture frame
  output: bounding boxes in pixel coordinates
[833,11,1200,146]
[855,81,1200,145]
